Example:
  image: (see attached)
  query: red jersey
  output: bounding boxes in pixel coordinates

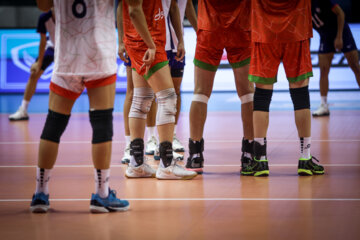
[251,0,313,43]
[197,0,250,31]
[122,0,166,48]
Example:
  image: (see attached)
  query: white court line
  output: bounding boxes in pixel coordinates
[0,164,359,168]
[0,198,359,202]
[0,139,360,145]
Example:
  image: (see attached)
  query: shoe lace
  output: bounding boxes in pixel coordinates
[109,189,117,198]
[312,156,320,163]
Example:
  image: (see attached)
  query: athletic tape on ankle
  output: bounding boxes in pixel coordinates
[240,93,254,104]
[156,88,177,125]
[192,94,209,104]
[129,87,155,119]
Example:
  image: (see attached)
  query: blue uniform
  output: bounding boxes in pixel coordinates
[36,11,55,70]
[311,0,357,54]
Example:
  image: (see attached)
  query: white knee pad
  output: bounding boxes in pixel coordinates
[240,93,254,104]
[156,88,177,125]
[129,87,155,119]
[192,94,209,104]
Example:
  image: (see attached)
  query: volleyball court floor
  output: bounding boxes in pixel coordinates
[0,91,359,240]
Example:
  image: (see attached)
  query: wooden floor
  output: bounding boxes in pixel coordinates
[0,111,360,240]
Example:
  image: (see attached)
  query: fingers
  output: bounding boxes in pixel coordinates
[118,49,128,62]
[175,49,185,61]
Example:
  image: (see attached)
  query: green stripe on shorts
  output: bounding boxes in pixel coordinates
[287,72,313,83]
[144,61,169,80]
[193,59,218,72]
[248,74,277,84]
[230,57,250,68]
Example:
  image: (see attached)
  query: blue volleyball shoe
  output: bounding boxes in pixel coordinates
[90,189,129,213]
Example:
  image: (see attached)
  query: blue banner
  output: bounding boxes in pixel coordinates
[0,29,127,93]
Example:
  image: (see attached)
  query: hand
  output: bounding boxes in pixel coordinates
[140,47,156,75]
[30,62,41,74]
[118,42,128,63]
[175,41,185,62]
[334,36,343,52]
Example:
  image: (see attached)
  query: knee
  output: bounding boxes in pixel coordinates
[253,88,273,112]
[129,88,154,119]
[290,86,310,111]
[40,110,70,143]
[156,88,177,125]
[89,108,113,144]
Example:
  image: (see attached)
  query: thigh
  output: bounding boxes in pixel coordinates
[87,82,116,110]
[283,40,313,83]
[85,75,117,109]
[318,53,334,70]
[249,42,281,85]
[193,66,216,97]
[48,90,76,114]
[226,29,251,68]
[194,30,224,71]
[147,64,174,92]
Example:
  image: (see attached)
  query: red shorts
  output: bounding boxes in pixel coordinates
[50,74,116,100]
[126,44,168,80]
[194,29,251,71]
[249,40,313,84]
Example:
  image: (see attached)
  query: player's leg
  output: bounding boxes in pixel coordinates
[233,64,254,169]
[86,76,129,212]
[125,70,157,178]
[122,65,133,164]
[341,24,360,87]
[227,38,254,170]
[146,65,196,180]
[186,30,223,174]
[284,40,324,176]
[145,99,158,155]
[242,42,281,177]
[168,50,186,153]
[344,49,360,87]
[312,53,333,116]
[31,88,75,213]
[10,48,54,121]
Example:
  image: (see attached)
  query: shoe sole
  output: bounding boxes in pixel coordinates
[186,168,203,174]
[156,175,197,180]
[254,170,269,177]
[173,148,185,153]
[145,150,155,155]
[125,173,156,178]
[121,159,130,164]
[312,112,330,117]
[298,169,325,176]
[30,205,49,213]
[240,171,254,176]
[90,205,129,213]
[9,117,29,121]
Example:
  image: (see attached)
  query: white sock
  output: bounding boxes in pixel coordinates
[254,137,266,160]
[125,135,131,146]
[129,155,138,167]
[174,125,177,134]
[20,100,29,111]
[254,137,265,145]
[94,169,110,198]
[147,126,156,139]
[35,167,51,195]
[321,96,327,106]
[300,137,311,159]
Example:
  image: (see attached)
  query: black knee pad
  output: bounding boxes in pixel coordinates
[253,88,273,112]
[40,110,70,143]
[89,108,113,144]
[290,86,310,111]
[170,67,184,78]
